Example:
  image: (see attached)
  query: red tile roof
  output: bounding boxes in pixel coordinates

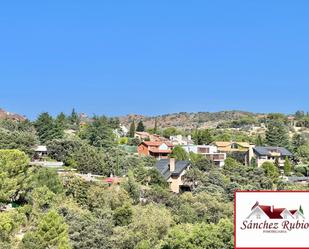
[149,148,172,154]
[143,141,173,147]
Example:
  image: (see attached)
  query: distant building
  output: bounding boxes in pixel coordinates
[211,141,255,165]
[253,146,293,167]
[33,145,48,161]
[135,131,169,142]
[170,135,194,146]
[182,145,226,167]
[155,158,191,193]
[138,141,173,159]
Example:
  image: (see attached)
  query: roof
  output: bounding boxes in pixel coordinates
[34,145,47,152]
[254,146,293,157]
[212,141,250,148]
[155,159,190,179]
[142,141,173,147]
[149,148,172,154]
[251,202,299,219]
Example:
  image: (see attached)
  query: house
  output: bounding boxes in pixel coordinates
[155,158,191,193]
[138,141,173,159]
[135,131,169,142]
[33,145,48,161]
[182,145,226,167]
[253,146,293,167]
[247,201,305,220]
[211,141,255,165]
[170,135,194,146]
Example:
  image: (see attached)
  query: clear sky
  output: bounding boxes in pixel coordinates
[0,1,308,119]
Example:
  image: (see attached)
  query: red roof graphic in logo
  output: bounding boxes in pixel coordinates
[247,201,305,220]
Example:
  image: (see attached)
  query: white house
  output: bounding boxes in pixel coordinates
[182,145,226,167]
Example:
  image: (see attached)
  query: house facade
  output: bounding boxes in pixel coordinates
[211,141,255,166]
[170,135,194,146]
[155,158,190,193]
[253,146,293,167]
[138,141,173,159]
[182,145,226,167]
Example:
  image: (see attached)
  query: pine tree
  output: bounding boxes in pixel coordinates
[266,120,289,148]
[129,120,135,137]
[69,108,80,126]
[283,156,292,176]
[136,120,145,132]
[255,134,264,146]
[154,118,158,134]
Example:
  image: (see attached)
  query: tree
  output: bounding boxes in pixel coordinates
[79,116,116,148]
[0,149,29,204]
[171,146,188,160]
[129,120,135,137]
[192,129,213,145]
[70,144,106,175]
[292,134,306,151]
[112,204,172,249]
[161,219,233,249]
[0,129,38,155]
[163,127,179,138]
[69,108,80,127]
[283,157,292,176]
[154,118,158,134]
[123,171,140,204]
[255,134,264,146]
[136,121,145,132]
[261,162,279,181]
[21,210,71,249]
[35,112,64,143]
[265,120,289,148]
[61,205,113,249]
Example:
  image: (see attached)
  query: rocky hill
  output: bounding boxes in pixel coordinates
[118,111,264,130]
[0,108,26,121]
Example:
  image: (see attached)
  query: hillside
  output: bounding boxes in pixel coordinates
[118,110,264,130]
[0,108,26,121]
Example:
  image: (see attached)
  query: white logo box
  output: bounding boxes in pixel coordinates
[235,191,309,249]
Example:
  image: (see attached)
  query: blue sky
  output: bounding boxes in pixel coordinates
[0,1,308,119]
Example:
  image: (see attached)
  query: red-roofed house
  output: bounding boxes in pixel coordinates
[138,141,173,159]
[247,201,305,220]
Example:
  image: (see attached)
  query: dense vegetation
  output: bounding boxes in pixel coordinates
[1,109,309,248]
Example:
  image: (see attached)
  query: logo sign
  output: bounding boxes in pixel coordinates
[235,191,309,249]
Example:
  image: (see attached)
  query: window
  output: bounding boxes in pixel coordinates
[256,214,261,219]
[231,143,239,149]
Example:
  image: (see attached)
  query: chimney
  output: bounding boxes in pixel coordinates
[169,157,176,172]
[271,205,274,213]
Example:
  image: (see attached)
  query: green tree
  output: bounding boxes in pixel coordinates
[265,120,289,148]
[123,171,140,204]
[136,121,145,132]
[192,129,213,145]
[171,146,189,160]
[69,108,80,127]
[21,210,71,249]
[255,134,264,146]
[79,116,116,148]
[35,112,64,143]
[261,162,279,181]
[0,129,38,155]
[129,120,135,137]
[112,204,172,249]
[0,149,29,203]
[283,157,292,176]
[163,127,179,138]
